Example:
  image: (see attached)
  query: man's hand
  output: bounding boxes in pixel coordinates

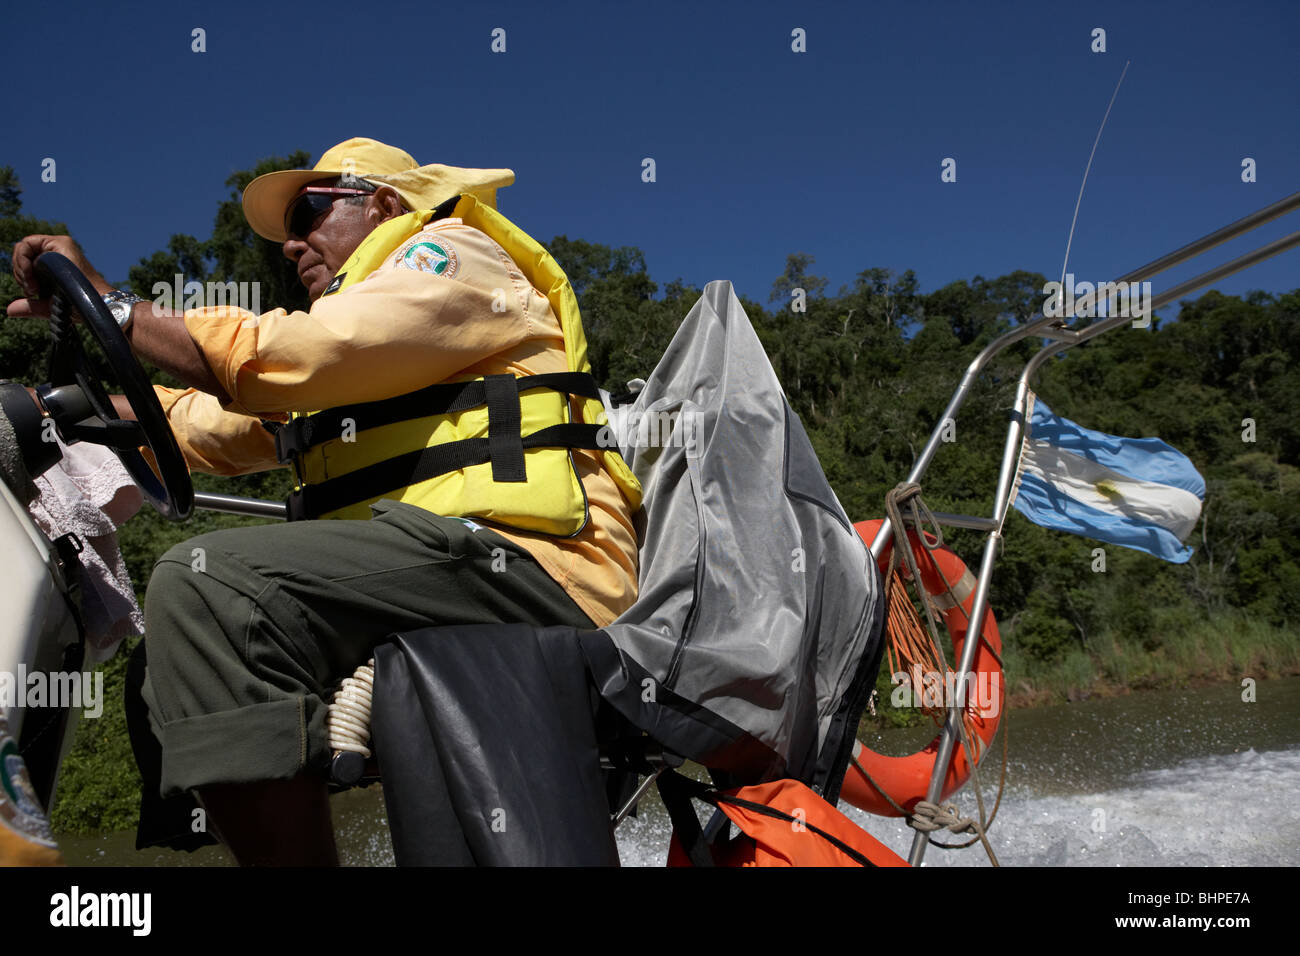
[6,234,232,405]
[7,235,112,319]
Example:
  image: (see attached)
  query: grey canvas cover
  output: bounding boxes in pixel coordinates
[595,281,886,798]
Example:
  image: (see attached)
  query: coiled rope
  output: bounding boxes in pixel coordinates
[327,659,375,759]
[908,801,980,835]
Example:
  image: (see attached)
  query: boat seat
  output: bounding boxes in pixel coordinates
[326,650,681,823]
[340,622,678,866]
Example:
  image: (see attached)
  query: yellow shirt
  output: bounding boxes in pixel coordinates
[154,217,639,627]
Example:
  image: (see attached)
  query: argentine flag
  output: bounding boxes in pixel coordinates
[1010,393,1205,563]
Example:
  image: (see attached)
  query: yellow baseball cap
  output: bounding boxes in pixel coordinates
[242,137,516,242]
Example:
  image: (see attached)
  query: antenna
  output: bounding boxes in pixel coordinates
[1057,59,1131,319]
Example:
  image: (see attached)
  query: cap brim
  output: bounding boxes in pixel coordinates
[242,169,345,243]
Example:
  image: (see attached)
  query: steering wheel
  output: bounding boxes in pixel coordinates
[33,252,193,521]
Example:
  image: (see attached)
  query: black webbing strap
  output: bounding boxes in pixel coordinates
[656,769,715,868]
[484,373,525,482]
[429,193,462,222]
[274,372,603,463]
[284,422,611,521]
[655,769,879,868]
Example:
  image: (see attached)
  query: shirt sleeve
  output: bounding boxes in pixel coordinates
[182,221,543,418]
[154,386,283,476]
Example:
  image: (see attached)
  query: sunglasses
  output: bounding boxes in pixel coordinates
[284,187,372,239]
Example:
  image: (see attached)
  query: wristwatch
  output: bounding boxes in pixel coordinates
[101,289,144,333]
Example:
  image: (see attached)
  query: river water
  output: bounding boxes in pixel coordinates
[57,676,1300,867]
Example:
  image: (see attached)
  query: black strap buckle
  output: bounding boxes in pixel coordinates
[274,418,315,464]
[284,489,308,522]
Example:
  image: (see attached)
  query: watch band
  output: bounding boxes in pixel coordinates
[101,290,144,332]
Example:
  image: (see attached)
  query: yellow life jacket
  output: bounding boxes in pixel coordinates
[276,195,642,536]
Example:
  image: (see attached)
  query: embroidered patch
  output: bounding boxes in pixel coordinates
[397,238,458,277]
[322,273,345,296]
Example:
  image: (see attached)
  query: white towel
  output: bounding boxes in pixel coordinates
[26,437,145,661]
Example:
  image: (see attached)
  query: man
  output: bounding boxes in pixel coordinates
[7,137,642,865]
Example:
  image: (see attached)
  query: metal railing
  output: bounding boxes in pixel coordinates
[193,490,286,520]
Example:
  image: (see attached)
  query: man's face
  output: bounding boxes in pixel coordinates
[281,178,383,301]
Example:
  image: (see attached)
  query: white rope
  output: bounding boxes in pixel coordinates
[327,659,375,758]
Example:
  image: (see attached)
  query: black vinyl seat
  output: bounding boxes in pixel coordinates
[363,623,674,866]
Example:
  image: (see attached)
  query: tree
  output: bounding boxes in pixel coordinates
[125,152,313,317]
[546,235,665,387]
[0,166,21,218]
[0,167,70,382]
[547,236,648,298]
[769,252,828,305]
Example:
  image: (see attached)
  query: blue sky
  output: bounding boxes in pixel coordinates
[6,0,1298,308]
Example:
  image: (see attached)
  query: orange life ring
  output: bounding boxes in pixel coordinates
[839,519,1004,818]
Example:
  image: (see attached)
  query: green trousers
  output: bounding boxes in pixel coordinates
[140,499,595,796]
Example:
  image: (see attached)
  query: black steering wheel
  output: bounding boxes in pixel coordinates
[33,252,193,521]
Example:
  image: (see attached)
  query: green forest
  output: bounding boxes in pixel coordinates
[2,157,1297,834]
